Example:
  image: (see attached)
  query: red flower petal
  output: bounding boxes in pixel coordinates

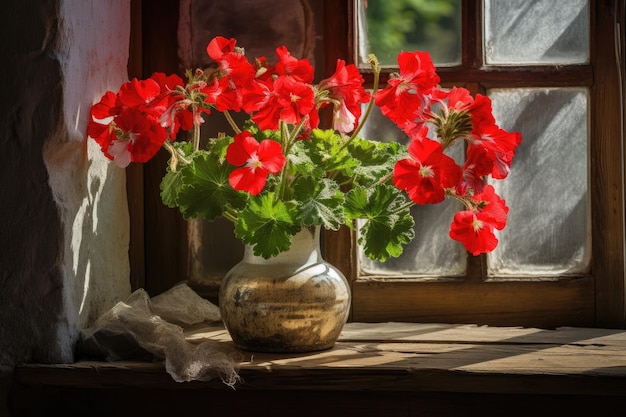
[226,132,260,166]
[225,131,285,195]
[393,137,462,204]
[206,36,237,60]
[472,185,509,230]
[449,211,499,255]
[118,78,162,108]
[228,167,268,195]
[256,140,286,174]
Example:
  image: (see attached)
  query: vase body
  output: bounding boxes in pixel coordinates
[219,226,351,353]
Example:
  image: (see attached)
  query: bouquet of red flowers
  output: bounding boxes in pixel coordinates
[88,36,521,260]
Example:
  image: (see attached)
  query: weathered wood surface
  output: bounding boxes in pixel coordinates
[13,322,626,396]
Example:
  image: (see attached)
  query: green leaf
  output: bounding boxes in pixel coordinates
[293,177,345,230]
[175,152,246,220]
[345,184,415,261]
[160,141,197,208]
[359,213,414,261]
[160,167,185,208]
[288,143,320,178]
[295,129,359,177]
[234,192,301,258]
[205,135,234,159]
[347,136,403,184]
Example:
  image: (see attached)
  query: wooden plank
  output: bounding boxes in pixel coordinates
[339,322,626,345]
[12,346,626,396]
[351,278,595,327]
[12,323,626,397]
[186,321,626,347]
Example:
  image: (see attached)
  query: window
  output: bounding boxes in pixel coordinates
[130,0,625,329]
[321,0,625,328]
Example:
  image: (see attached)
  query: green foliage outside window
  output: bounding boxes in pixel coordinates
[362,0,461,66]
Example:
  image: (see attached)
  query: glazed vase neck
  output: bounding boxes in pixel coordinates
[242,226,322,266]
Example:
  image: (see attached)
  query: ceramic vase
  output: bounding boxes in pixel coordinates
[219,226,351,353]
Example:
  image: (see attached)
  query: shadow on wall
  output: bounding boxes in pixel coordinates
[0,0,67,368]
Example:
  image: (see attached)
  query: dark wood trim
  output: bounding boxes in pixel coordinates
[127,0,145,291]
[363,66,594,89]
[322,0,359,293]
[127,0,144,80]
[323,0,355,69]
[351,277,594,327]
[591,0,626,327]
[462,0,481,69]
[137,0,188,297]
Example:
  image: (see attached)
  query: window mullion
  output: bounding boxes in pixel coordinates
[462,0,483,69]
[461,0,485,282]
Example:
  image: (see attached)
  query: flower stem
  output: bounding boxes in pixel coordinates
[373,171,394,187]
[192,112,201,151]
[223,110,242,134]
[286,118,307,147]
[223,209,238,223]
[445,188,474,210]
[163,140,191,172]
[393,201,415,214]
[277,119,307,200]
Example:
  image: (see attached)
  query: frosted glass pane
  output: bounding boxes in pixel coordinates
[487,88,590,276]
[484,0,589,65]
[357,107,466,277]
[356,0,462,67]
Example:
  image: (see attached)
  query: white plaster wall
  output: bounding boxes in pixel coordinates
[46,0,132,350]
[0,2,133,413]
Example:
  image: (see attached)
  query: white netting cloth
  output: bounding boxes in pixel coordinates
[80,282,241,386]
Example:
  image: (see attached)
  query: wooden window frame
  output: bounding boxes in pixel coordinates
[322,0,625,328]
[128,0,625,329]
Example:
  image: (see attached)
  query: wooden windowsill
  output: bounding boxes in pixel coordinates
[9,322,626,416]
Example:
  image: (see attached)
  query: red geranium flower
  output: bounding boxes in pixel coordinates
[104,107,168,167]
[469,125,522,180]
[206,36,237,61]
[456,145,495,196]
[149,72,185,93]
[252,56,276,85]
[149,72,194,137]
[467,93,496,128]
[442,87,474,111]
[88,91,119,158]
[226,131,286,195]
[117,77,163,109]
[253,75,316,130]
[374,50,440,129]
[449,185,509,255]
[214,75,245,112]
[393,129,462,204]
[449,211,499,256]
[219,51,256,88]
[472,185,509,230]
[318,59,370,133]
[274,45,314,83]
[205,37,256,113]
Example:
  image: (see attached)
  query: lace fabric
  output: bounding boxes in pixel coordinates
[80,283,241,386]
